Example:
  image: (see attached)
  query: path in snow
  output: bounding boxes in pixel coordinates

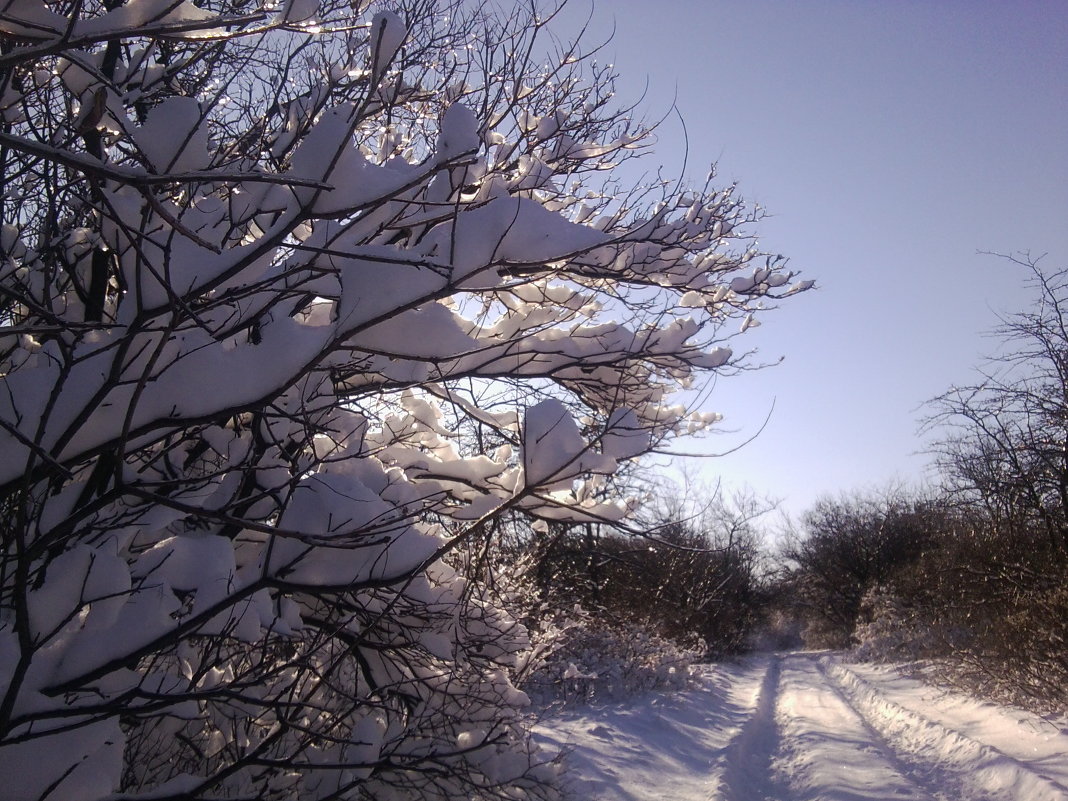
[534,652,1068,801]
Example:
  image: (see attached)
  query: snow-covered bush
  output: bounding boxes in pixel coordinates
[852,585,939,663]
[0,0,808,797]
[521,615,701,706]
[909,529,1068,711]
[524,486,773,660]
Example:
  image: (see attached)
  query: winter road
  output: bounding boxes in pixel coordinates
[535,652,1068,801]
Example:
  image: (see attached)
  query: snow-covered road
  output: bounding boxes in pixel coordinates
[535,652,1068,801]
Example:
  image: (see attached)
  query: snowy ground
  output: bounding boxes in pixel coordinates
[534,652,1068,801]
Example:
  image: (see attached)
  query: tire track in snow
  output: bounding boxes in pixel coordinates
[535,660,778,801]
[711,653,785,801]
[537,652,1068,801]
[772,653,939,801]
[822,658,1068,801]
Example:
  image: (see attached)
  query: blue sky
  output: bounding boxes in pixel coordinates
[564,0,1068,520]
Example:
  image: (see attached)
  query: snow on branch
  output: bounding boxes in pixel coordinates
[0,0,810,798]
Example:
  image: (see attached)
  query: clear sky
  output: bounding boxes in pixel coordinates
[560,0,1068,521]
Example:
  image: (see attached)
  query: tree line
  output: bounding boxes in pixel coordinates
[780,254,1068,709]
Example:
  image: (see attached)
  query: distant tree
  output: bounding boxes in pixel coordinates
[528,484,772,656]
[625,489,771,655]
[0,0,809,797]
[929,253,1068,552]
[783,488,935,647]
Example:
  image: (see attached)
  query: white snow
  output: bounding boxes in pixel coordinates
[280,0,318,24]
[1,0,221,40]
[535,652,1068,801]
[133,96,212,172]
[437,103,481,159]
[522,398,614,491]
[368,10,407,76]
[289,104,419,214]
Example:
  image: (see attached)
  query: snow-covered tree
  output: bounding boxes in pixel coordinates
[0,0,809,797]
